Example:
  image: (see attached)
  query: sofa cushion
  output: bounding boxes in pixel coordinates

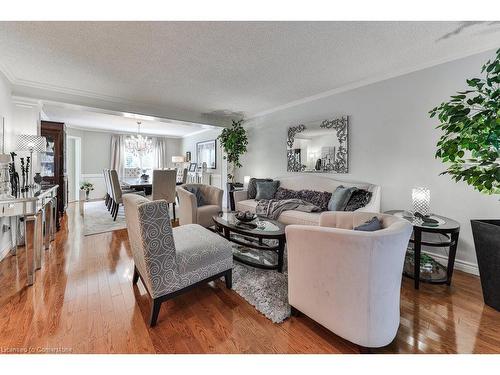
[328,186,358,211]
[235,199,258,213]
[278,210,321,226]
[275,187,332,211]
[255,180,280,200]
[248,178,273,199]
[344,189,373,211]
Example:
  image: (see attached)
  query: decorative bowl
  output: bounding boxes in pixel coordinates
[235,211,257,223]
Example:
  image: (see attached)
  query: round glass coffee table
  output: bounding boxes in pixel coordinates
[212,212,286,272]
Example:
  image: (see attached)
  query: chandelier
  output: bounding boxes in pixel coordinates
[125,121,153,156]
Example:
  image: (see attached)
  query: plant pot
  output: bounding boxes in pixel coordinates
[471,219,500,311]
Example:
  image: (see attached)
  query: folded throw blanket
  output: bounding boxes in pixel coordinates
[255,198,321,220]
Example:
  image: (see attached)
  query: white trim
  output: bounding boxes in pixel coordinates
[67,135,82,202]
[423,250,479,276]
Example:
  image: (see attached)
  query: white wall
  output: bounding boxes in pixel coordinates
[237,49,500,273]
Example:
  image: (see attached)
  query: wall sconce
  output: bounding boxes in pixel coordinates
[412,187,430,216]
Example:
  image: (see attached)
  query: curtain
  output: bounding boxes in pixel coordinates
[110,134,125,176]
[154,137,168,169]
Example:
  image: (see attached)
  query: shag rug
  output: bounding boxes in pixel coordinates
[231,247,291,323]
[83,200,127,236]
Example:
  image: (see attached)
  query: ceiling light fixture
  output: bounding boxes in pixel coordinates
[125,121,153,156]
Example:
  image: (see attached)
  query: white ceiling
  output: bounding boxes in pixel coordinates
[42,104,217,137]
[1,21,500,123]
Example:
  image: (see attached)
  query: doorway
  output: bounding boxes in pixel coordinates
[67,135,81,202]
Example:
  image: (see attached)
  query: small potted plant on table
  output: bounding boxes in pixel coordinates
[80,181,94,201]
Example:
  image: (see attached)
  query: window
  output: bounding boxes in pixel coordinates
[124,149,155,170]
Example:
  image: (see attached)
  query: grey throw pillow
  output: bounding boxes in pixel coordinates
[328,186,358,211]
[354,216,382,231]
[344,189,373,211]
[255,181,280,200]
[184,186,205,207]
[248,178,273,199]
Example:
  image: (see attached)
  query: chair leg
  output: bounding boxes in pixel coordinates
[113,203,119,221]
[149,298,162,327]
[172,202,176,221]
[132,266,139,284]
[224,269,232,289]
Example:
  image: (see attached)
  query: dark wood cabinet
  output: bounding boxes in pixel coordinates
[41,121,67,229]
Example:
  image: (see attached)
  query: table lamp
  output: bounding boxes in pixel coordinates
[412,187,430,216]
[172,155,185,169]
[16,134,47,188]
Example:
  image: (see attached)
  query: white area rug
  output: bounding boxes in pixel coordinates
[231,248,290,323]
[83,201,127,236]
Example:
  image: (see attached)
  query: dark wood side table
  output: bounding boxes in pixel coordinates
[227,182,244,211]
[385,210,460,290]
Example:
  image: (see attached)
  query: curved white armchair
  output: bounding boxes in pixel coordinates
[285,211,412,348]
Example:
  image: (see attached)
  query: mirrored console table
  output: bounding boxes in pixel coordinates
[0,185,58,286]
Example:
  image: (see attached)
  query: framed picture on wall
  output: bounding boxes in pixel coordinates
[189,162,197,172]
[185,151,191,162]
[196,139,217,169]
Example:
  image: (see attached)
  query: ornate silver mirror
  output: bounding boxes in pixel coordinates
[287,116,349,173]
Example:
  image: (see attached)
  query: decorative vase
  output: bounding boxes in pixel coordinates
[34,172,42,185]
[471,220,500,311]
[85,190,90,201]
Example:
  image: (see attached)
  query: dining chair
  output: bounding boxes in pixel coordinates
[109,169,145,221]
[103,169,112,211]
[152,169,178,220]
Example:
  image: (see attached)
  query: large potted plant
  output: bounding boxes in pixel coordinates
[430,48,500,311]
[217,119,249,183]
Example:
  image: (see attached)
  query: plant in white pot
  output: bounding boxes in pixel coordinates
[430,48,500,311]
[80,181,94,201]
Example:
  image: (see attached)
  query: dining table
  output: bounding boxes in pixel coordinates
[121,177,184,195]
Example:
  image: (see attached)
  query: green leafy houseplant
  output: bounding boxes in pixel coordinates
[430,48,500,194]
[430,48,500,311]
[217,119,249,182]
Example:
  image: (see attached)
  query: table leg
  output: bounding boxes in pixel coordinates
[9,216,18,256]
[446,231,460,285]
[44,203,51,250]
[413,228,422,290]
[24,216,36,286]
[34,210,43,271]
[277,238,285,273]
[51,197,57,239]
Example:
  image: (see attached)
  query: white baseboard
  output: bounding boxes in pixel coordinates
[423,250,479,276]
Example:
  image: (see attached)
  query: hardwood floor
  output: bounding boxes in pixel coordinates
[0,203,499,354]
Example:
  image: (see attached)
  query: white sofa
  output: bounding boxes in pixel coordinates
[234,175,381,225]
[286,211,413,348]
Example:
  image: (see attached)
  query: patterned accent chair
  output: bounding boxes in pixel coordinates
[176,184,223,228]
[123,194,233,326]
